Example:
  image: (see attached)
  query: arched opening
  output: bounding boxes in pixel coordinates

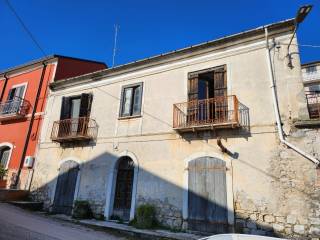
[52,160,80,215]
[187,156,228,233]
[0,144,12,169]
[112,156,135,221]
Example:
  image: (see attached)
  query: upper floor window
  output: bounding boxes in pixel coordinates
[120,83,143,118]
[60,93,93,120]
[6,84,26,102]
[306,65,317,74]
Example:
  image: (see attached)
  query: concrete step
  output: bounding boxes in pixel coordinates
[0,189,29,202]
[8,201,43,211]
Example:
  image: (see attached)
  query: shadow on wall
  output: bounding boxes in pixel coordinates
[30,146,295,238]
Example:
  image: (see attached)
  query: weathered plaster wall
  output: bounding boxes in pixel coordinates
[30,27,320,239]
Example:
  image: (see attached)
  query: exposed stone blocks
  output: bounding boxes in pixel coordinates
[137,196,182,230]
[235,124,320,240]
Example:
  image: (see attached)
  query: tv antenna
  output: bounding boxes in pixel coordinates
[112,24,119,67]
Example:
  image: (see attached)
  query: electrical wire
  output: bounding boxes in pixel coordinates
[3,0,47,57]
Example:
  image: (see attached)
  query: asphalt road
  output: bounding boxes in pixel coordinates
[0,203,132,240]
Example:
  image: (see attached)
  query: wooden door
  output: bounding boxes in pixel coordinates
[113,157,134,221]
[188,157,228,233]
[53,160,79,215]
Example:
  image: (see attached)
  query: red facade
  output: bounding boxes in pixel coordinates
[0,56,106,189]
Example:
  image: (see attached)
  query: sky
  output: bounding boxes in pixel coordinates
[0,0,319,71]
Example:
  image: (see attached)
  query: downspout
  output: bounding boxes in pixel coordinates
[264,27,319,166]
[0,74,9,102]
[13,61,48,188]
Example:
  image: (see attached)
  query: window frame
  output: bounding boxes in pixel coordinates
[306,65,317,74]
[0,143,13,170]
[119,82,143,119]
[7,82,28,102]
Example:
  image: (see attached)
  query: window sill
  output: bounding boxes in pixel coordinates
[118,115,142,120]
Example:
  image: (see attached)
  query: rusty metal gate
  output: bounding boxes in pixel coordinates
[188,157,228,233]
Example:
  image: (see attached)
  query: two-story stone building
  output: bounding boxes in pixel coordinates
[31,19,320,239]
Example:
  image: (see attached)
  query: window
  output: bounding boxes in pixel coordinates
[120,83,143,117]
[1,84,27,115]
[306,66,317,74]
[60,93,93,120]
[309,84,320,92]
[7,85,26,102]
[0,146,11,169]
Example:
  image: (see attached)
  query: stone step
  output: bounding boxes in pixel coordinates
[8,201,43,211]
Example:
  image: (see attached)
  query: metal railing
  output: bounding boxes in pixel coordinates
[0,97,30,118]
[51,117,98,142]
[173,95,244,130]
[306,91,320,119]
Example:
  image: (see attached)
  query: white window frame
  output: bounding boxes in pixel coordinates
[0,142,14,170]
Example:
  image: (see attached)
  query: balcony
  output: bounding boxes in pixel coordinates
[173,95,246,132]
[306,92,320,119]
[0,98,30,121]
[51,117,98,142]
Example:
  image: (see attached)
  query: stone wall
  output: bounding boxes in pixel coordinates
[137,196,183,230]
[234,127,320,239]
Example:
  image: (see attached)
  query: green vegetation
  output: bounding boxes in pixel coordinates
[72,200,93,219]
[0,164,7,180]
[131,204,157,229]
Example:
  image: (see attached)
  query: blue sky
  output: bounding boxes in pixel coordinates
[1,0,319,71]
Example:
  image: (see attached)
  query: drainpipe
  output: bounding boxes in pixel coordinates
[0,74,9,102]
[264,27,319,166]
[13,62,48,188]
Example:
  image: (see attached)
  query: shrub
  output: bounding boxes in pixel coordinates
[0,164,7,180]
[72,200,93,219]
[133,204,157,229]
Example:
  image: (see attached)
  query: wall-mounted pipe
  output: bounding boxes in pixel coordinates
[13,61,48,188]
[0,74,9,102]
[264,27,319,166]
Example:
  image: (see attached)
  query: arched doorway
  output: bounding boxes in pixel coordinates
[52,160,79,215]
[188,156,228,233]
[112,156,135,221]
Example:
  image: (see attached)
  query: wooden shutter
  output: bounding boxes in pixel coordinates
[213,67,227,121]
[132,85,142,116]
[79,93,93,117]
[60,97,71,120]
[188,77,199,101]
[213,68,227,97]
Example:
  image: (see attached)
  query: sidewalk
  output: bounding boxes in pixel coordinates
[51,214,204,240]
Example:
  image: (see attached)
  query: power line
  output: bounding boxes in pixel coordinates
[3,0,47,57]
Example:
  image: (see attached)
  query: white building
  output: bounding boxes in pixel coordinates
[31,19,320,239]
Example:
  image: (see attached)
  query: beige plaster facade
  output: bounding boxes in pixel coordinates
[31,19,320,239]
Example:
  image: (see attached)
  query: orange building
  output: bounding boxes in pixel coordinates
[0,55,106,189]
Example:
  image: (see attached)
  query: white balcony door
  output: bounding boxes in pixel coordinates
[4,85,26,114]
[70,98,81,135]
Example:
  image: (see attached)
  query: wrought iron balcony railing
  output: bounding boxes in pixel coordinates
[306,91,320,119]
[0,97,30,121]
[51,117,98,142]
[173,95,247,132]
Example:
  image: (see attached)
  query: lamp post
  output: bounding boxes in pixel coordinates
[287,5,313,68]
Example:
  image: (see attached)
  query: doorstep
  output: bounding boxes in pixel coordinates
[51,214,203,240]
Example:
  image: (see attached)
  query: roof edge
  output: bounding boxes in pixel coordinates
[0,55,107,76]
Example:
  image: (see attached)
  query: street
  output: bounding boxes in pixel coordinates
[0,203,133,240]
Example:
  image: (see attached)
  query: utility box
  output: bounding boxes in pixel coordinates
[24,156,35,168]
